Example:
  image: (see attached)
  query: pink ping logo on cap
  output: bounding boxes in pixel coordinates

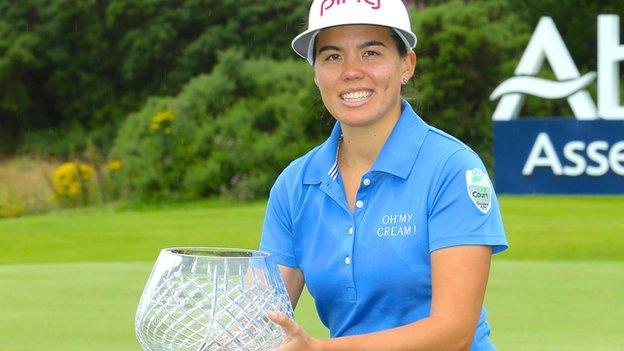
[320,0,381,17]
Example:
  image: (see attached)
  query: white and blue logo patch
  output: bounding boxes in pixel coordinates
[465,169,492,214]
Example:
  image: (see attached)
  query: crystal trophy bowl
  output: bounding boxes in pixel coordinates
[135,247,294,351]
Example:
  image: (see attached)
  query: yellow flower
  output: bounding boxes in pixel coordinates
[67,182,80,196]
[149,108,176,132]
[107,160,123,171]
[78,163,95,180]
[52,162,96,199]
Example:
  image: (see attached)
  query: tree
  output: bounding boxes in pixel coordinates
[0,0,310,155]
[407,0,530,166]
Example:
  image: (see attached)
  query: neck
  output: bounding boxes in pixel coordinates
[338,104,402,172]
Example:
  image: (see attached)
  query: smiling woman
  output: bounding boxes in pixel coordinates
[259,0,508,350]
[313,25,415,131]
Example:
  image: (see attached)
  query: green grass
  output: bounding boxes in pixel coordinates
[1,196,623,350]
[486,260,624,350]
[499,196,624,261]
[0,261,621,351]
[0,262,326,351]
[0,200,266,264]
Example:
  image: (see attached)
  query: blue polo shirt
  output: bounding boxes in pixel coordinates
[260,100,508,350]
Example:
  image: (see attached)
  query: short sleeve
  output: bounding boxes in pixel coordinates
[259,176,299,268]
[428,149,508,254]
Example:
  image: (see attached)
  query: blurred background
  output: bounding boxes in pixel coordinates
[0,0,623,350]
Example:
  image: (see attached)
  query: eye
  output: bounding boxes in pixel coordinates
[325,53,341,61]
[363,50,379,58]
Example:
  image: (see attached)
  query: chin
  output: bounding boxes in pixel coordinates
[336,113,380,127]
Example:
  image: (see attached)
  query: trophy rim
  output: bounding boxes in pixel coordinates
[162,246,271,258]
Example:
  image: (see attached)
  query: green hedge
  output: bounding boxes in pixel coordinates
[110,1,551,201]
[0,0,310,155]
[112,50,328,201]
[6,0,623,202]
[406,1,529,165]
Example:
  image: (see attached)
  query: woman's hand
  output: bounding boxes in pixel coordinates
[268,311,322,351]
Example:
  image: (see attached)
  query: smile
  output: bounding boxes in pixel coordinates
[340,90,373,102]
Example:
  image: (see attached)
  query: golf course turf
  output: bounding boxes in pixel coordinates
[1,196,622,350]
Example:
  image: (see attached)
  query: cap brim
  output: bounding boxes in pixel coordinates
[292,29,319,64]
[395,29,417,50]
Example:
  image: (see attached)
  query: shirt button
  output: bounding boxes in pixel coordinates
[355,200,364,208]
[348,226,354,235]
[344,256,351,265]
[362,178,371,186]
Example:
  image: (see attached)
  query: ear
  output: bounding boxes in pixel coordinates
[402,50,417,80]
[313,71,320,87]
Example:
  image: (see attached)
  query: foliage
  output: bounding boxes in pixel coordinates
[101,159,124,201]
[52,162,96,209]
[406,1,530,166]
[52,161,96,206]
[18,123,90,158]
[3,0,622,201]
[0,0,309,155]
[112,49,327,201]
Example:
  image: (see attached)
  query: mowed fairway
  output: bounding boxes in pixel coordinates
[0,197,623,350]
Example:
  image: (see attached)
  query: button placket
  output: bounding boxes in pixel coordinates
[343,174,375,302]
[346,222,355,265]
[344,218,356,300]
[355,173,373,211]
[348,175,370,296]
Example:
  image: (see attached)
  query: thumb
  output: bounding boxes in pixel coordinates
[268,311,299,335]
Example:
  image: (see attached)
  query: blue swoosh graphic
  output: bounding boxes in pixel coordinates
[489,72,596,100]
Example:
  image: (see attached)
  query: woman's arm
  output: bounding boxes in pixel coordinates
[270,245,492,351]
[279,265,305,309]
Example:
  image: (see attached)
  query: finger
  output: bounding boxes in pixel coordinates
[267,311,299,334]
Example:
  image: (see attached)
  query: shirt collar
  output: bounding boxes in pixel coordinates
[303,100,429,184]
[303,119,343,185]
[370,100,428,179]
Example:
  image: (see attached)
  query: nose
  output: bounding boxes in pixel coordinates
[340,56,364,82]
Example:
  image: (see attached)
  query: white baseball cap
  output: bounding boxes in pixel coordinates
[292,0,417,65]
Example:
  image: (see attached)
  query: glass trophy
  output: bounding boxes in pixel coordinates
[135,247,294,351]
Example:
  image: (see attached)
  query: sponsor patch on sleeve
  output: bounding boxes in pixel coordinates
[465,168,492,214]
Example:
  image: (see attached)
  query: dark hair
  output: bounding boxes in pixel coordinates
[312,26,410,64]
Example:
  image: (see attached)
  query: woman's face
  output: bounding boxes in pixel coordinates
[313,24,416,128]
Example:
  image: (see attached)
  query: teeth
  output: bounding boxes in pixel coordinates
[341,91,372,101]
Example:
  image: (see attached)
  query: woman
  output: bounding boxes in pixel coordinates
[261,0,508,350]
